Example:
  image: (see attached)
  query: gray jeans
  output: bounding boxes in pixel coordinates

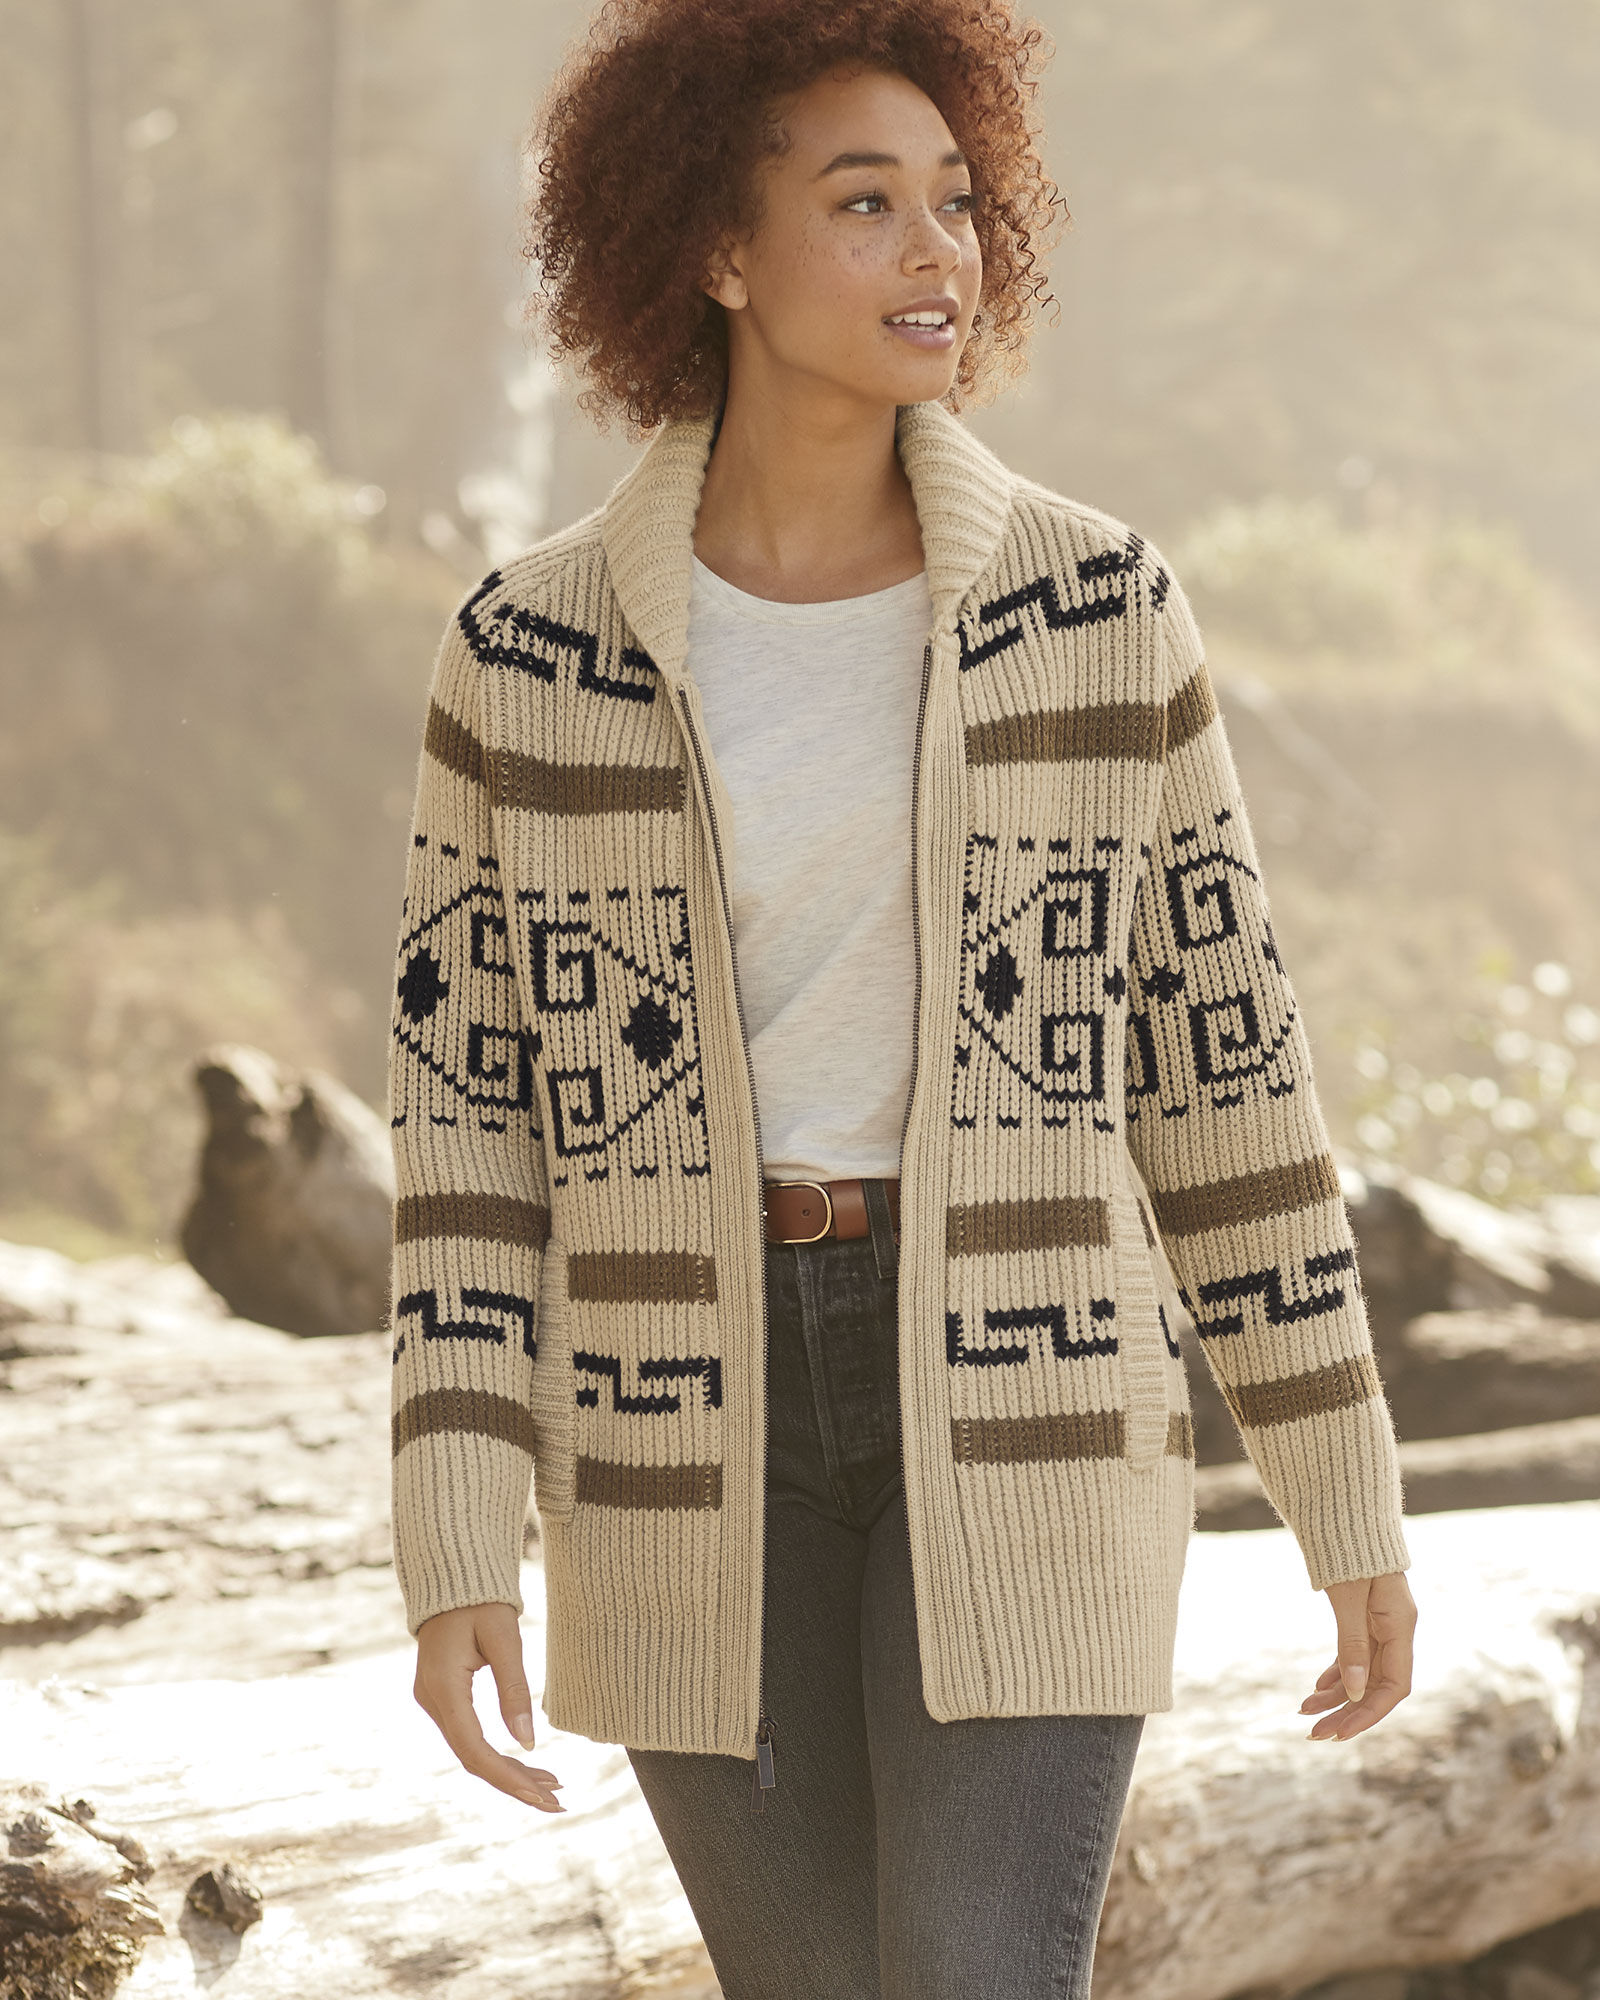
[625,1182,1145,2000]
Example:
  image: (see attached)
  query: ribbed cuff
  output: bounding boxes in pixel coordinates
[392,1433,531,1636]
[1294,1511,1413,1593]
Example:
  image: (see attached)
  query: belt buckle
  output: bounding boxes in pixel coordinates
[767,1178,834,1244]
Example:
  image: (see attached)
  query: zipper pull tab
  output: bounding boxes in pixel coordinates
[750,1712,778,1813]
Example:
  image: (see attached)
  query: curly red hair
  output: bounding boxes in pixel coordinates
[521,0,1067,431]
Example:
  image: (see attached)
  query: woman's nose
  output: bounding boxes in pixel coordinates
[903,210,962,273]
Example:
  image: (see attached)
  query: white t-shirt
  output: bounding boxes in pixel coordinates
[685,553,932,1181]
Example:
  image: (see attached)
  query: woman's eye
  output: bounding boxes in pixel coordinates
[841,189,975,217]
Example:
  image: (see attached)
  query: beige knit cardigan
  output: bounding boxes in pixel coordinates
[387,398,1411,1760]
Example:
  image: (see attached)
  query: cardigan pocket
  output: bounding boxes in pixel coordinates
[1110,1182,1171,1472]
[529,1238,577,1525]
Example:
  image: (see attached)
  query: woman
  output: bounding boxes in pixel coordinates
[387,2,1418,1994]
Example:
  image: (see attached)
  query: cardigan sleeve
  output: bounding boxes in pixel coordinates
[387,606,550,1636]
[1123,565,1411,1591]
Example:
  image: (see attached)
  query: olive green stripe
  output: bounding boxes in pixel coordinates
[1165,667,1219,751]
[1148,1154,1342,1239]
[1165,1410,1194,1459]
[574,1456,723,1510]
[490,754,684,816]
[966,703,1166,768]
[567,1248,717,1305]
[1230,1354,1382,1431]
[394,1192,550,1249]
[948,1196,1111,1255]
[952,1408,1125,1466]
[392,1387,533,1457]
[424,699,487,787]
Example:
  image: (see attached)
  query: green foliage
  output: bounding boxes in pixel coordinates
[1174,495,1600,720]
[0,411,458,1099]
[1348,959,1600,1205]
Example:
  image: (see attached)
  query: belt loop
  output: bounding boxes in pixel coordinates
[863,1178,899,1282]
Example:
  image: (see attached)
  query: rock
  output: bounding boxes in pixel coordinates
[1195,1413,1600,1530]
[186,1863,264,1934]
[1346,1166,1554,1332]
[1502,1969,1582,2000]
[180,1044,395,1338]
[1,1784,164,1998]
[1542,1197,1600,1322]
[0,1240,227,1342]
[1294,1977,1409,2000]
[1345,1166,1600,1338]
[1390,1309,1600,1439]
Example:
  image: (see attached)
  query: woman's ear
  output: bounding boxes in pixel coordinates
[702,238,749,313]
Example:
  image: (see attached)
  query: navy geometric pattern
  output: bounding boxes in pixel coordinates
[954,831,1126,1136]
[518,881,711,1181]
[1192,1249,1357,1339]
[393,1285,538,1360]
[946,1299,1118,1365]
[1125,811,1299,1121]
[393,846,539,1136]
[573,1348,724,1413]
[957,539,1144,671]
[458,569,657,705]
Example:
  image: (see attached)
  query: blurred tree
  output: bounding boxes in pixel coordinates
[2,0,570,537]
[282,0,343,451]
[967,0,1600,610]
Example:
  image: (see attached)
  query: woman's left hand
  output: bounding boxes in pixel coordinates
[1300,1570,1417,1741]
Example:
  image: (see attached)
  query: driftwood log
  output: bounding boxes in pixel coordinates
[0,1565,714,2000]
[1095,1499,1600,2000]
[1,1787,163,1998]
[3,1506,1598,1999]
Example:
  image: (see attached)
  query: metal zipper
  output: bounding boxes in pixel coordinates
[673,682,779,1813]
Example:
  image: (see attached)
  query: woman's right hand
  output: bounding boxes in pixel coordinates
[413,1602,566,1812]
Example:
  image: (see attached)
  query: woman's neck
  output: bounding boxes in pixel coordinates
[691,385,926,604]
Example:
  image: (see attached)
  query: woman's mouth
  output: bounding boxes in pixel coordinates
[883,308,957,350]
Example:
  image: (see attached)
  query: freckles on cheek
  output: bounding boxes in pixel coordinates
[789,222,874,323]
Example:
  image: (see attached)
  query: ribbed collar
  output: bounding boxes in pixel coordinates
[598,398,1018,689]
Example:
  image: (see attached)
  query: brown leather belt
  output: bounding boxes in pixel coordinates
[762,1175,900,1245]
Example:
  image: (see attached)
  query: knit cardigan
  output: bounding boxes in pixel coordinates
[387,398,1412,1759]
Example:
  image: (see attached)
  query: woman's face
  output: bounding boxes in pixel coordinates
[705,65,983,415]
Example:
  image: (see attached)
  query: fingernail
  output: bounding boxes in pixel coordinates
[512,1714,535,1749]
[1344,1666,1367,1698]
[1307,1728,1340,1742]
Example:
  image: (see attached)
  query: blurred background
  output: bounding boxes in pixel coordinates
[3,0,1599,1257]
